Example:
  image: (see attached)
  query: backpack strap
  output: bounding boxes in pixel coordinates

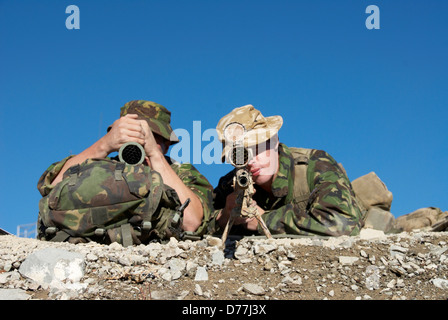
[290,148,313,211]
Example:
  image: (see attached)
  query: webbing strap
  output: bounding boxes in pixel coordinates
[50,230,71,242]
[120,223,133,247]
[114,162,125,181]
[291,148,312,211]
[68,165,80,186]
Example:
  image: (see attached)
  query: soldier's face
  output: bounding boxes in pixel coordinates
[246,137,279,189]
[154,134,170,154]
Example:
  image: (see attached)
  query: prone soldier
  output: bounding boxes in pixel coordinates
[209,104,365,238]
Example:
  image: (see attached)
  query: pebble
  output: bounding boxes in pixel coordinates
[243,283,265,295]
[194,267,208,281]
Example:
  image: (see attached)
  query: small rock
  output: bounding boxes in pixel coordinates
[206,236,222,248]
[351,284,359,291]
[0,288,31,300]
[432,278,448,290]
[194,284,203,296]
[254,243,277,255]
[86,253,98,262]
[387,279,396,288]
[194,267,208,281]
[359,228,386,241]
[365,265,380,290]
[234,246,249,260]
[211,250,225,266]
[242,283,265,295]
[390,245,408,257]
[339,256,359,266]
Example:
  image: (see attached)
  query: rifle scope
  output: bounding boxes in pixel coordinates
[228,145,252,168]
[118,142,146,165]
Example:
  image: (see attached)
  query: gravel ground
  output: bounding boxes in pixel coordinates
[1,229,447,301]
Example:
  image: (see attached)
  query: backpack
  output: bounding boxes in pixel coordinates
[37,158,184,246]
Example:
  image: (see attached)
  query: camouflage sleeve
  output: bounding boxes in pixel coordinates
[260,150,364,237]
[173,162,214,237]
[37,155,75,197]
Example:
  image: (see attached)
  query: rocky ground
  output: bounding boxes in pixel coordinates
[1,228,448,302]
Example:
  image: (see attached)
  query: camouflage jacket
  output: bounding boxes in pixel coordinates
[37,155,214,237]
[211,143,364,237]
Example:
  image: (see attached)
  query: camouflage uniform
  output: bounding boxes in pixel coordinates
[210,105,364,237]
[37,155,213,238]
[37,100,213,242]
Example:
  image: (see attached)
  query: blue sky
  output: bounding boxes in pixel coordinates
[0,0,447,234]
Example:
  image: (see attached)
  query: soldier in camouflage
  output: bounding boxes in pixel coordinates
[209,104,364,237]
[38,100,213,239]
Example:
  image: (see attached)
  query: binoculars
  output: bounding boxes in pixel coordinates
[118,142,146,165]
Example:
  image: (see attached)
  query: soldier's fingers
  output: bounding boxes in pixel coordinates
[121,128,145,140]
[120,136,146,146]
[136,120,151,134]
[120,122,144,134]
[123,113,139,119]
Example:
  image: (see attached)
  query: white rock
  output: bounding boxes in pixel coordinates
[234,246,249,260]
[359,228,387,241]
[339,256,359,266]
[432,278,448,290]
[0,288,31,300]
[194,267,208,281]
[194,284,203,296]
[243,283,265,295]
[211,250,225,266]
[19,248,85,291]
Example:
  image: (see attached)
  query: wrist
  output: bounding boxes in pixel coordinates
[95,136,112,157]
[146,148,165,162]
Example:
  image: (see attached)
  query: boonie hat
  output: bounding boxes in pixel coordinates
[109,100,179,145]
[216,104,283,162]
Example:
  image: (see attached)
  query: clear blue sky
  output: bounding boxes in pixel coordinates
[1,0,447,234]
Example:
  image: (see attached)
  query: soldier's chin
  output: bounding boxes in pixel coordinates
[252,173,274,187]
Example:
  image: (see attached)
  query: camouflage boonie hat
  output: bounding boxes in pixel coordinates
[216,104,283,161]
[109,100,179,145]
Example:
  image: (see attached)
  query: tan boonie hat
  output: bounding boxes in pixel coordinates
[216,104,283,162]
[108,100,179,145]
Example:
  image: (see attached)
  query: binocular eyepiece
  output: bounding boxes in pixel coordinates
[118,142,146,165]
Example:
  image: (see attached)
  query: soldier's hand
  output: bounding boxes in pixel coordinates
[103,114,146,153]
[245,200,265,231]
[220,191,263,229]
[138,120,164,158]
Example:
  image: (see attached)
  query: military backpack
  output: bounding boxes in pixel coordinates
[37,158,187,246]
